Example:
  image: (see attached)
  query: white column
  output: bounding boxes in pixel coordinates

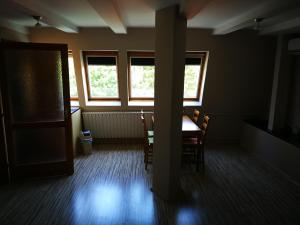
[268,35,293,131]
[152,5,187,201]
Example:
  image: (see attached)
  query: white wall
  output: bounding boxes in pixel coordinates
[0,27,28,42]
[288,38,300,51]
[288,55,300,133]
[29,28,276,142]
[241,122,300,184]
[71,109,82,156]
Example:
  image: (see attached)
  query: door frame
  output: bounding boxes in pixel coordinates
[0,42,74,180]
[0,110,9,184]
[0,74,9,184]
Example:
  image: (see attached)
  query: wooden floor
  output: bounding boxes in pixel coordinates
[0,144,300,225]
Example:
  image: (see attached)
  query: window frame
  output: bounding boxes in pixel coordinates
[82,50,120,101]
[184,51,207,101]
[127,51,155,101]
[127,51,208,102]
[68,51,79,101]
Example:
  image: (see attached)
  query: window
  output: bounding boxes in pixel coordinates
[128,52,155,100]
[184,52,207,101]
[83,51,120,101]
[68,52,78,100]
[127,51,207,102]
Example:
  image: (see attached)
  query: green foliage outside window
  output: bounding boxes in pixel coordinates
[184,65,201,98]
[131,66,155,98]
[83,53,203,100]
[68,56,78,98]
[88,65,119,98]
[129,64,201,99]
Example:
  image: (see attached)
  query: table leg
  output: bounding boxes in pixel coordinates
[196,146,200,171]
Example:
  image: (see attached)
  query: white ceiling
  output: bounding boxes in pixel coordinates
[0,0,300,35]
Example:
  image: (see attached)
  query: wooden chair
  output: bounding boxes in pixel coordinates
[141,111,154,137]
[141,115,153,170]
[198,115,210,169]
[182,115,210,171]
[203,115,209,125]
[192,109,200,124]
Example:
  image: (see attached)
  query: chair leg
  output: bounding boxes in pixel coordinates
[202,148,205,170]
[196,148,200,171]
[144,147,149,170]
[196,147,205,172]
[145,154,148,170]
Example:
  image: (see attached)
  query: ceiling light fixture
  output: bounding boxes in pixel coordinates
[32,15,42,27]
[253,18,264,31]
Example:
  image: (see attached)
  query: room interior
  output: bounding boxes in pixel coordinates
[1,0,300,224]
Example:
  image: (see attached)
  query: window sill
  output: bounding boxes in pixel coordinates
[128,101,154,106]
[71,101,79,107]
[183,101,202,107]
[127,100,201,107]
[86,101,121,107]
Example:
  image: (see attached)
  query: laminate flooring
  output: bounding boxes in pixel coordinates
[0,144,300,225]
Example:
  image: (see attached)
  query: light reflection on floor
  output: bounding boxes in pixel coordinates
[128,181,154,224]
[73,180,155,225]
[1,145,300,225]
[175,207,202,225]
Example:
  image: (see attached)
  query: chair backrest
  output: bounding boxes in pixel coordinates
[192,109,200,123]
[200,115,210,144]
[141,115,146,134]
[203,115,209,124]
[141,115,149,145]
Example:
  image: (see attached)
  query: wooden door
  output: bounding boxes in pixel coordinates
[0,88,9,183]
[0,42,73,180]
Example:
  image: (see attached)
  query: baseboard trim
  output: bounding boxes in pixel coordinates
[92,138,239,145]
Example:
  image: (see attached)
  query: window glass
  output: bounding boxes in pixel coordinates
[128,52,207,102]
[184,57,202,99]
[83,52,119,100]
[68,53,78,99]
[130,56,155,99]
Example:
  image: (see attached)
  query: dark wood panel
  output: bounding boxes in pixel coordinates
[0,42,74,180]
[0,170,8,184]
[0,47,9,184]
[0,144,300,225]
[11,121,66,129]
[10,161,74,181]
[0,116,8,184]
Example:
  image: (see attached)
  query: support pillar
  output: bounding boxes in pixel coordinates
[268,35,293,132]
[152,5,187,201]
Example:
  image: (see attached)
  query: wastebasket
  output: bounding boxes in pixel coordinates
[80,130,93,155]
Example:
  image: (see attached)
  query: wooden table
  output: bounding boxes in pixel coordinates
[182,115,202,171]
[182,115,201,136]
[152,115,202,170]
[152,115,201,134]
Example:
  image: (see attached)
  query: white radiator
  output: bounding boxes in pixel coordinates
[82,111,153,139]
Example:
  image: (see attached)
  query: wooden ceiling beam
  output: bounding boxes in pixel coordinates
[261,17,300,35]
[260,8,300,35]
[213,0,294,35]
[87,0,126,34]
[180,0,211,19]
